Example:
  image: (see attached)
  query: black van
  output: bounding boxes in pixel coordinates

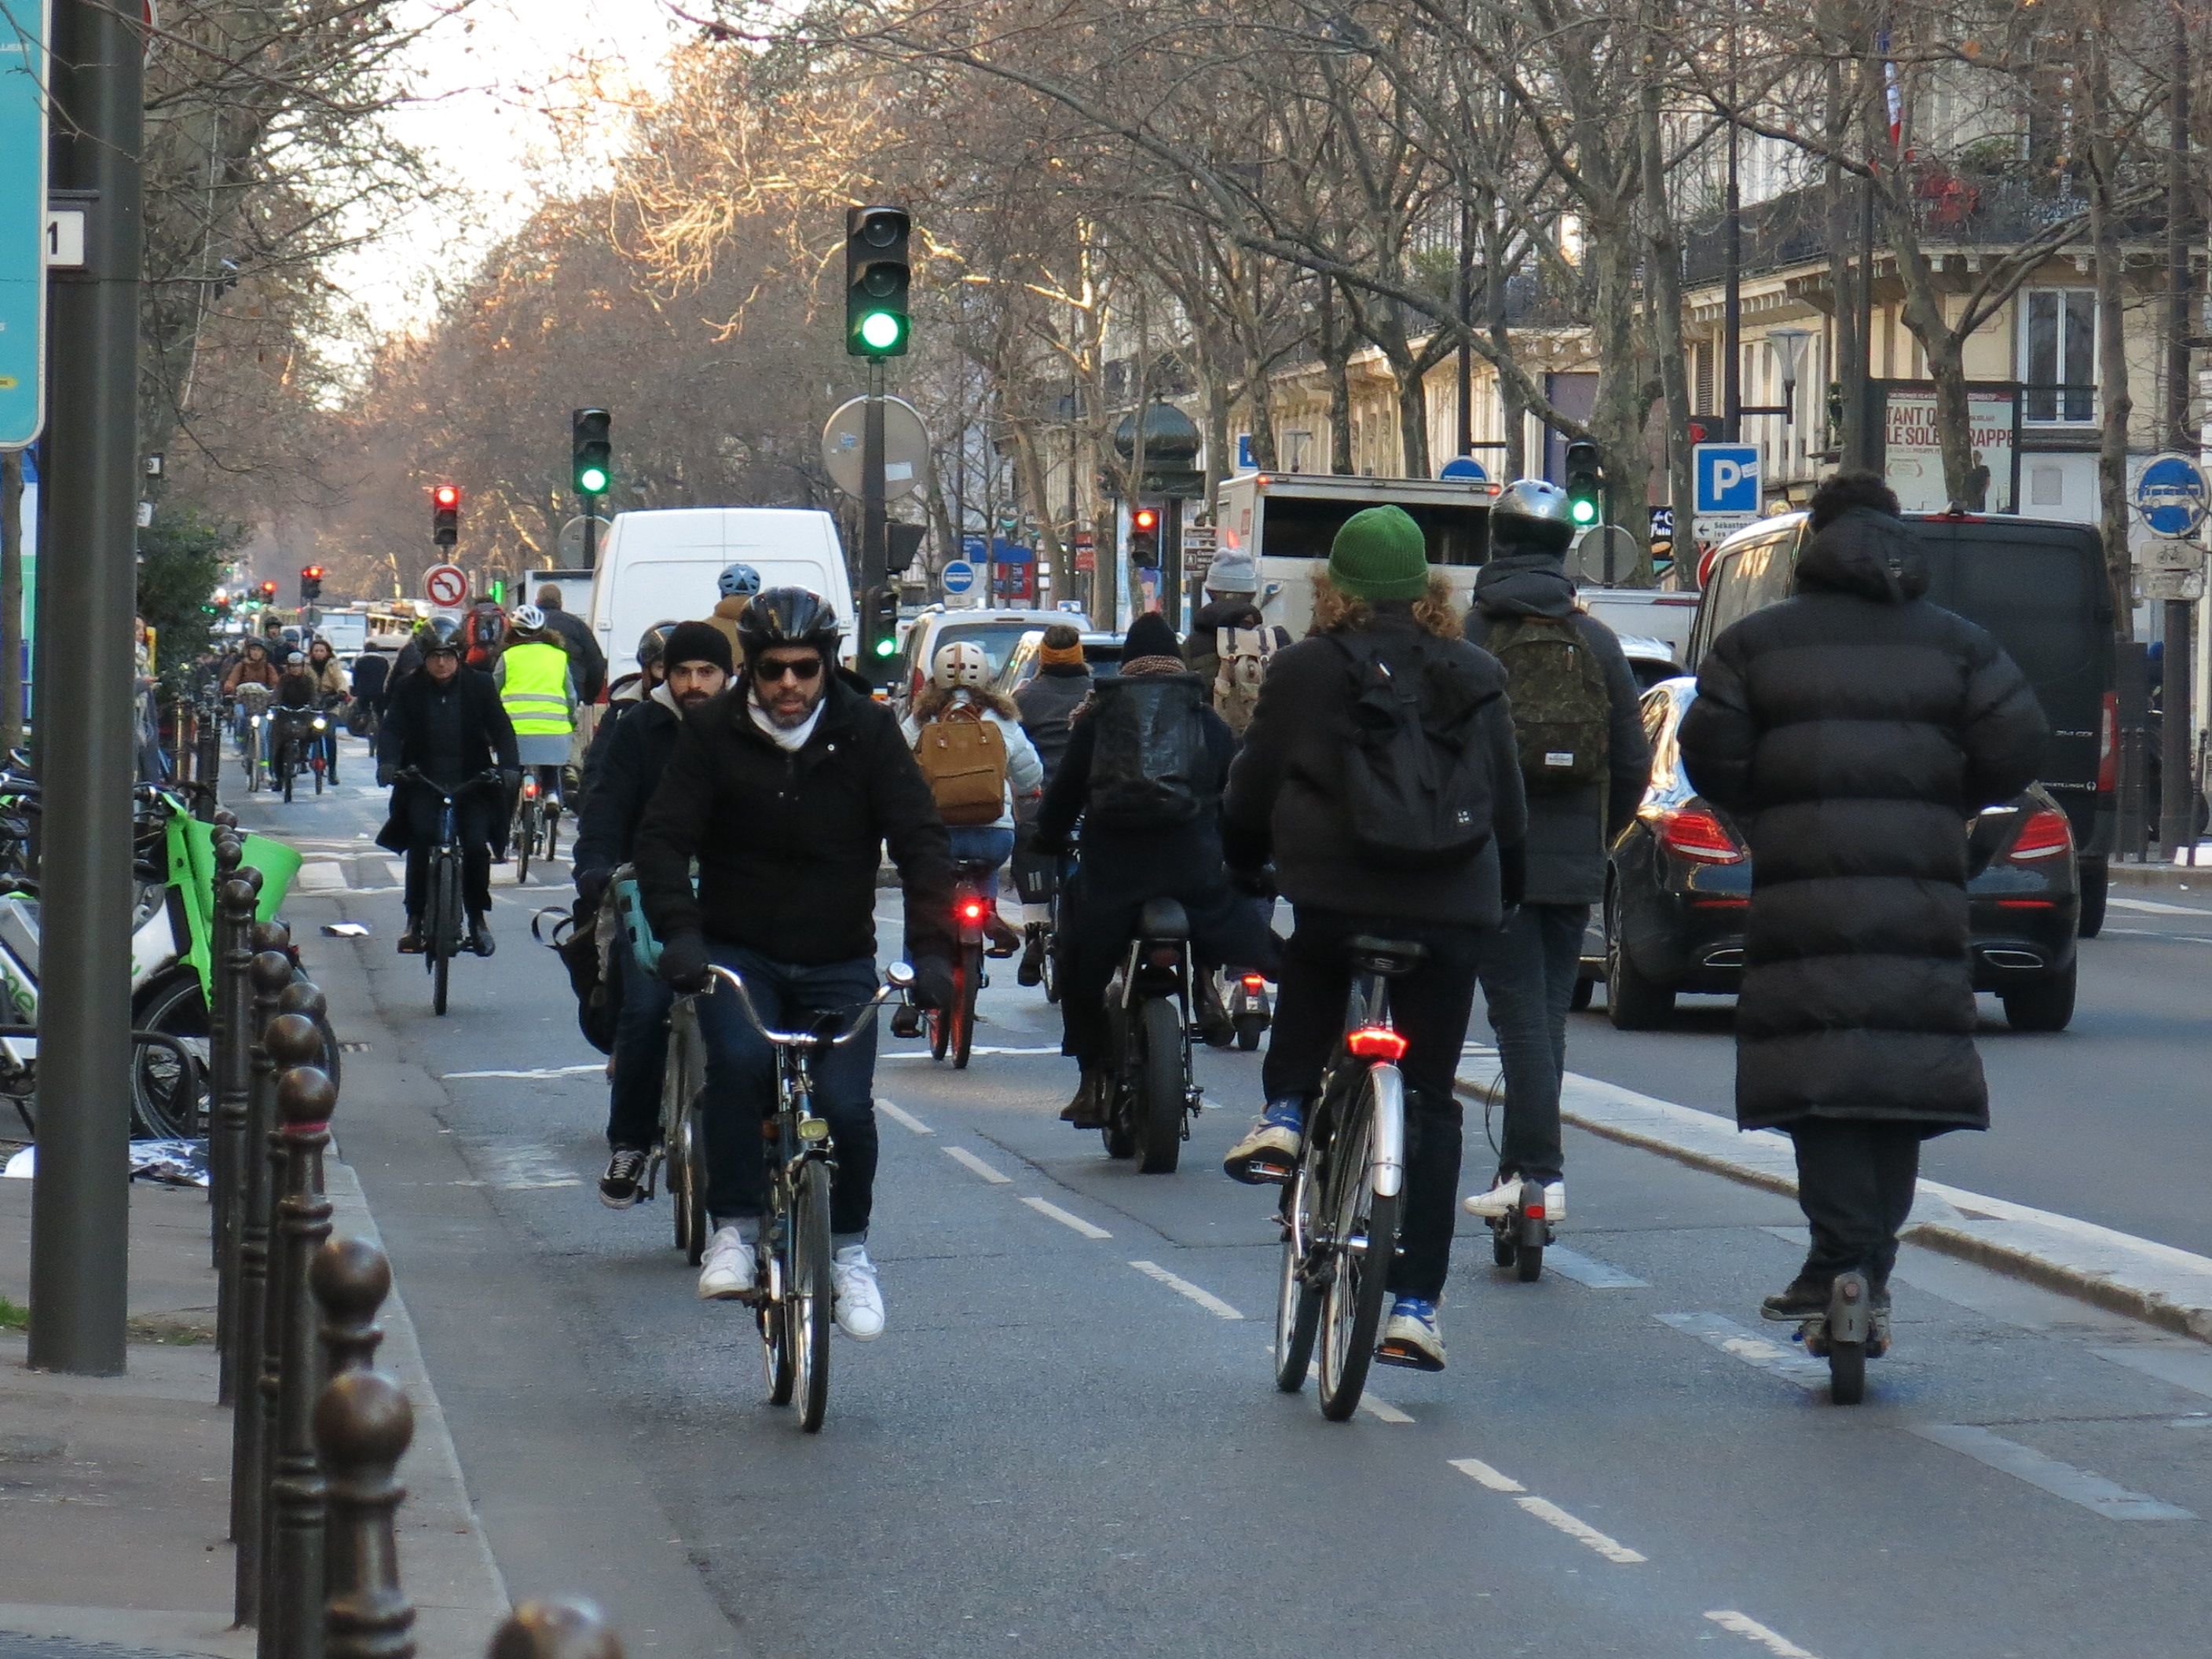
[1684,511,2117,935]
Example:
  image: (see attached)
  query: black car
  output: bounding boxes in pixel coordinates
[1580,678,2081,1033]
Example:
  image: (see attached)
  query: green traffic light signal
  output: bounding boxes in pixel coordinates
[873,633,898,657]
[858,310,904,353]
[1570,496,1598,526]
[577,463,609,493]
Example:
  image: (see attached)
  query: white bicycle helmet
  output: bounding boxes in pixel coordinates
[511,602,547,632]
[931,639,991,692]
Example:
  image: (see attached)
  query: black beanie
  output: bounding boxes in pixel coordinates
[663,620,734,676]
[1122,611,1184,665]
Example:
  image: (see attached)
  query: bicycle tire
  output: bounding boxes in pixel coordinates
[282,749,295,804]
[514,803,534,884]
[680,1098,708,1267]
[544,803,561,865]
[128,972,210,1138]
[1133,994,1183,1174]
[1273,1157,1322,1391]
[1317,1072,1397,1422]
[761,1287,796,1406]
[1041,932,1060,1003]
[790,1159,833,1432]
[313,758,324,796]
[430,855,460,1016]
[928,956,958,1062]
[952,943,981,1070]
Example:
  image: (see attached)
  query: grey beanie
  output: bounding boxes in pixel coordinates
[1206,549,1258,595]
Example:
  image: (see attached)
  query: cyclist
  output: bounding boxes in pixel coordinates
[581,622,676,797]
[702,562,761,661]
[1012,624,1091,984]
[633,588,955,1339]
[533,583,607,705]
[901,639,1042,958]
[377,617,520,958]
[350,635,395,742]
[573,621,733,1208]
[493,604,580,803]
[304,639,351,783]
[1220,506,1526,1372]
[222,636,280,722]
[1183,551,1289,737]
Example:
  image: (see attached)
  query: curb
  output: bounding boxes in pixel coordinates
[2107,861,2212,895]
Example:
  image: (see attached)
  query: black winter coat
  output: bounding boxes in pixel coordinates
[539,606,608,704]
[633,676,955,967]
[1676,507,2046,1133]
[1471,554,1652,906]
[571,691,682,886]
[1222,610,1528,931]
[1015,665,1092,786]
[375,668,519,855]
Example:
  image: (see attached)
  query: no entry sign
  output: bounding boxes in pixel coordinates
[423,563,467,608]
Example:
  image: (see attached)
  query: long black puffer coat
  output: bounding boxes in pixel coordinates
[1676,506,2046,1133]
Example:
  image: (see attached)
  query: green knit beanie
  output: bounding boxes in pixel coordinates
[1327,505,1431,602]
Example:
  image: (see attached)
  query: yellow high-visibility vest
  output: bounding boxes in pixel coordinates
[500,640,573,736]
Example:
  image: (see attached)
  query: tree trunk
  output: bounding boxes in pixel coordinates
[1821,51,1866,470]
[2086,29,2136,639]
[0,452,20,751]
[1589,218,1656,581]
[1320,280,1355,474]
[1487,236,1526,478]
[1638,10,1694,555]
[1393,350,1431,479]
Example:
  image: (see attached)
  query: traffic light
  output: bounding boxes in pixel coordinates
[885,521,925,579]
[1564,439,1605,528]
[572,408,611,496]
[1129,505,1159,566]
[299,565,324,603]
[258,580,278,605]
[845,205,910,357]
[432,483,460,547]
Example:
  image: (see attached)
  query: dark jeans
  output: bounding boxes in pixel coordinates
[693,941,880,1239]
[1471,903,1589,1185]
[1789,1118,1922,1287]
[402,791,496,920]
[1060,880,1276,1068]
[609,937,672,1151]
[1262,908,1484,1302]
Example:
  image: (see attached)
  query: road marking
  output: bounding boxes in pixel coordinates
[469,1141,582,1190]
[875,1098,933,1136]
[1705,1610,1821,1657]
[442,1064,606,1081]
[942,1145,1012,1185]
[296,861,346,891]
[1541,1245,1649,1288]
[1910,1424,2196,1520]
[2108,894,2212,915]
[881,1044,1064,1061]
[1302,1364,1412,1423]
[1655,1312,1832,1390]
[1449,1456,1525,1492]
[1021,1196,1111,1240]
[1129,1259,1243,1320]
[385,859,408,883]
[1513,1496,1646,1563]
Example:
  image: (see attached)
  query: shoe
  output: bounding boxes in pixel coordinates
[985,915,1020,958]
[1059,1069,1108,1127]
[1016,928,1045,987]
[1223,1097,1305,1184]
[599,1148,650,1209]
[830,1243,885,1339]
[468,917,496,958]
[1760,1273,1833,1323]
[1195,978,1235,1049]
[697,1226,758,1301]
[1463,1174,1566,1221]
[1376,1296,1447,1371]
[397,924,424,955]
[889,1002,924,1040]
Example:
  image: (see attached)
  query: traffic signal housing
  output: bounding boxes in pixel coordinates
[299,565,324,603]
[258,580,278,605]
[572,408,611,496]
[1128,505,1160,566]
[845,206,910,357]
[1564,439,1605,528]
[432,483,460,547]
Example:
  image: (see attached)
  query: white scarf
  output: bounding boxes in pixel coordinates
[748,688,823,752]
[650,682,681,714]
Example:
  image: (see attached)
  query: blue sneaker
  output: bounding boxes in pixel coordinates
[1223,1097,1305,1184]
[1376,1296,1446,1371]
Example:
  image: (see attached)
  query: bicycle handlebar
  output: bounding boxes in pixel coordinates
[705,961,915,1050]
[394,766,506,802]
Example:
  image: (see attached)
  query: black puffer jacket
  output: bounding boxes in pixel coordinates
[1015,665,1091,785]
[1676,507,2046,1133]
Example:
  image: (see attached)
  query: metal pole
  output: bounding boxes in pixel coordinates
[1723,9,1742,444]
[864,359,886,645]
[2159,5,2196,862]
[582,504,598,571]
[30,0,147,1376]
[1457,195,1474,462]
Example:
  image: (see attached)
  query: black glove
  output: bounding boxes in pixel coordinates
[575,868,610,912]
[375,763,396,789]
[910,954,958,1013]
[657,931,711,993]
[1497,841,1526,910]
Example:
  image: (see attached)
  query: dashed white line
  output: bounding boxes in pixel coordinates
[442,1064,606,1081]
[941,1145,1012,1185]
[1449,1456,1525,1492]
[295,861,346,891]
[1449,1457,1646,1563]
[1540,1245,1649,1288]
[1911,1424,2196,1521]
[1311,1366,1412,1423]
[1020,1196,1111,1239]
[1129,1259,1243,1320]
[1655,1312,1832,1390]
[1705,1611,1821,1657]
[875,1098,934,1136]
[882,1044,1064,1061]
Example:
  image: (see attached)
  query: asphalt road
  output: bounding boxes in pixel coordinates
[236,746,2212,1659]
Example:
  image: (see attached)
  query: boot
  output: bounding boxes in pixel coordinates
[986,912,1021,958]
[1016,925,1046,987]
[1059,1069,1109,1127]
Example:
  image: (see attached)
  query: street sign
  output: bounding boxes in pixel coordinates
[1438,456,1489,482]
[44,207,84,269]
[1236,433,1254,471]
[1650,506,1675,543]
[822,395,928,501]
[2141,534,2205,602]
[2133,452,2210,541]
[1572,525,1639,588]
[940,558,976,596]
[1694,442,1760,515]
[557,515,613,565]
[1693,513,1755,544]
[0,8,52,450]
[423,563,467,608]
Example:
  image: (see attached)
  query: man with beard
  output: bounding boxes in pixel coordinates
[573,621,734,1208]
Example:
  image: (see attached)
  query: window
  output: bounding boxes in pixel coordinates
[2022,289,2095,423]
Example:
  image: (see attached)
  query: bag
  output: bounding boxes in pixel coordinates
[1212,627,1276,736]
[1087,677,1211,829]
[1488,614,1611,792]
[914,705,1009,826]
[343,698,372,737]
[1329,635,1496,870]
[533,899,618,1053]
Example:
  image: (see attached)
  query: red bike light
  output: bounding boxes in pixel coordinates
[1346,1025,1408,1062]
[522,776,539,799]
[1240,974,1265,991]
[959,899,986,923]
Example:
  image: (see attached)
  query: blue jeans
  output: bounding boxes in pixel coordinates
[693,941,881,1237]
[947,824,1015,874]
[609,937,673,1150]
[1470,902,1590,1184]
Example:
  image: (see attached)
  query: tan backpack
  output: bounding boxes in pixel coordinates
[1213,625,1276,736]
[914,705,1009,826]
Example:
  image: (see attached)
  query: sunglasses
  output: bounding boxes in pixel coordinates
[756,656,823,683]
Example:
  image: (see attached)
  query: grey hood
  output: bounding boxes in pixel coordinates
[1473,551,1577,620]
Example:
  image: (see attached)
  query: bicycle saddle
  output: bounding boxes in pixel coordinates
[1137,898,1190,940]
[1348,935,1426,976]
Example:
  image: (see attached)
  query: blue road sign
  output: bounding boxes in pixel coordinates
[1236,433,1254,471]
[0,5,51,450]
[2134,453,2210,540]
[1694,443,1760,514]
[1438,456,1489,482]
[941,558,976,595]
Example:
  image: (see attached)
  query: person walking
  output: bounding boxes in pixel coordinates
[1185,550,1288,738]
[1676,471,2045,1335]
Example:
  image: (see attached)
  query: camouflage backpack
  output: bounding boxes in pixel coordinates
[1487,613,1610,792]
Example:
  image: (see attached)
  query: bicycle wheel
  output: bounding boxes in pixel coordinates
[952,943,981,1070]
[1133,994,1184,1174]
[282,745,295,803]
[1273,1153,1323,1391]
[679,1098,708,1267]
[1317,1071,1398,1423]
[430,855,460,1016]
[129,972,210,1138]
[313,756,324,796]
[789,1159,833,1432]
[544,802,562,865]
[244,730,260,792]
[928,955,959,1062]
[1040,927,1061,1004]
[513,802,534,884]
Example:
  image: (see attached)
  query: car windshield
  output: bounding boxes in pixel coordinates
[934,622,1046,679]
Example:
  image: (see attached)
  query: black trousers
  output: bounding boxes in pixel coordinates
[402,790,496,921]
[1263,908,1484,1302]
[1788,1118,1922,1286]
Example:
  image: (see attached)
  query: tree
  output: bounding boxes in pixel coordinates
[137,509,247,683]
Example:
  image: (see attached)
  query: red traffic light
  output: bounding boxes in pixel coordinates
[433,484,460,509]
[301,565,324,580]
[1131,507,1159,533]
[258,580,277,599]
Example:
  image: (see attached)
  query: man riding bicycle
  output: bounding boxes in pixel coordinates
[494,604,580,797]
[633,588,956,1339]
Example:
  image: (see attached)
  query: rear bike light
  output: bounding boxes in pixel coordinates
[1346,1025,1408,1062]
[1240,974,1265,991]
[2005,806,2073,861]
[2097,690,2118,795]
[958,899,986,923]
[522,776,539,800]
[1650,805,1745,863]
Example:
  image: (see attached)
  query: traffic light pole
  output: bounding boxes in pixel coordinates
[32,0,144,1375]
[864,357,886,646]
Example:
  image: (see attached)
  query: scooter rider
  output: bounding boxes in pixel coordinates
[572,621,733,1208]
[1459,480,1650,1228]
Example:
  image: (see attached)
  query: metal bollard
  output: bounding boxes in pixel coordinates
[312,1236,390,1381]
[263,1053,336,1659]
[216,866,263,1401]
[211,848,244,1393]
[487,1601,624,1659]
[231,947,297,1624]
[210,838,240,1231]
[316,1368,416,1659]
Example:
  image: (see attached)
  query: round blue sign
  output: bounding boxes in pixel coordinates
[940,559,976,595]
[2134,453,2209,540]
[1438,456,1489,482]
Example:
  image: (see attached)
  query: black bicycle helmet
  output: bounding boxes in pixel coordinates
[414,616,466,656]
[736,586,840,664]
[635,621,679,670]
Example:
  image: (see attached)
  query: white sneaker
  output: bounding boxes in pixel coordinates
[697,1226,757,1302]
[830,1243,885,1340]
[1463,1174,1566,1221]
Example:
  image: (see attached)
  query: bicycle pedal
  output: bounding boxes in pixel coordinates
[1374,1340,1445,1374]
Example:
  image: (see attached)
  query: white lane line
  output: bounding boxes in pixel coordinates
[1513,1496,1647,1563]
[295,861,346,891]
[1315,1371,1411,1423]
[1021,1196,1111,1240]
[1541,1245,1649,1288]
[1129,1259,1243,1320]
[881,1044,1064,1061]
[1655,1312,1832,1390]
[875,1098,934,1136]
[1449,1456,1525,1492]
[442,1064,606,1080]
[942,1145,1012,1185]
[1910,1424,2196,1521]
[2108,895,2212,916]
[1705,1610,1822,1657]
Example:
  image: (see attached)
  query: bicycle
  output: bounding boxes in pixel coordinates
[928,860,991,1069]
[236,686,273,792]
[1100,898,1201,1174]
[397,767,501,1016]
[705,961,910,1433]
[1269,934,1416,1423]
[510,766,564,884]
[270,706,322,803]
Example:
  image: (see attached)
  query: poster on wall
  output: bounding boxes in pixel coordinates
[1876,381,2020,514]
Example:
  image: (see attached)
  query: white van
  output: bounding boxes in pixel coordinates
[587,507,856,683]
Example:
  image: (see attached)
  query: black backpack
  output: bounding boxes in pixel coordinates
[1086,676,1214,830]
[533,902,618,1053]
[1328,633,1498,870]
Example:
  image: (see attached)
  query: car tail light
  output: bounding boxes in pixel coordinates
[2097,690,2118,794]
[1346,1026,1408,1062]
[1651,806,1745,863]
[2005,806,2073,861]
[1240,973,1265,991]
